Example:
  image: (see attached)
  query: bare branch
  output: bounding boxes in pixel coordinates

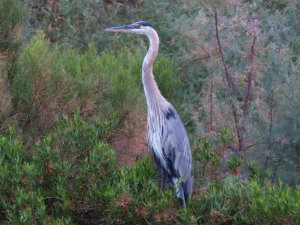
[214,12,234,93]
[210,74,214,131]
[214,10,244,153]
[242,36,257,116]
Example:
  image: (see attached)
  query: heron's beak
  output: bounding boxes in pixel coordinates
[104,24,137,33]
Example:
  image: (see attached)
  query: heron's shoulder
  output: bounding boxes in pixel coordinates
[161,105,187,135]
[165,107,176,120]
[162,103,182,122]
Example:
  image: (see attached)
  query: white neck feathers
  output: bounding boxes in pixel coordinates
[142,29,167,109]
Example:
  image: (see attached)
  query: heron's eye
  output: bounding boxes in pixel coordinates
[133,24,142,29]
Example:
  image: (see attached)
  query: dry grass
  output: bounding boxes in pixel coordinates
[108,111,149,168]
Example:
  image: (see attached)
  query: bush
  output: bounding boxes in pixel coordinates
[10,32,143,131]
[186,1,300,184]
[1,114,300,224]
[190,176,300,225]
[0,0,25,52]
[0,0,26,85]
[0,127,55,224]
[0,113,120,224]
[0,112,174,224]
[154,56,182,106]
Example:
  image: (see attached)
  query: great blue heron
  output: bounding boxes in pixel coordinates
[105,21,193,207]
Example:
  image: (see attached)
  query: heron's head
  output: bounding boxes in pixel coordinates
[104,21,155,36]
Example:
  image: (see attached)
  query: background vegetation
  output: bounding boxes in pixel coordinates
[0,0,300,224]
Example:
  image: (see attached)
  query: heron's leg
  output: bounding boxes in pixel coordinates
[160,169,166,189]
[180,191,187,208]
[152,154,166,189]
[172,178,186,208]
[155,162,165,189]
[161,168,172,189]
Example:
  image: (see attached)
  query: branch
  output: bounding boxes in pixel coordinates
[214,12,234,93]
[214,11,244,152]
[242,36,257,115]
[210,74,214,131]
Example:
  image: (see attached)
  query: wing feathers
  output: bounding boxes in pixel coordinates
[161,107,193,195]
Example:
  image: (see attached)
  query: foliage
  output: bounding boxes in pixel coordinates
[0,113,118,224]
[153,56,183,106]
[22,0,197,55]
[0,0,26,92]
[193,128,240,184]
[7,31,181,137]
[11,31,142,128]
[187,0,300,184]
[1,0,300,224]
[0,0,25,52]
[190,176,300,225]
[22,0,209,113]
[0,116,300,224]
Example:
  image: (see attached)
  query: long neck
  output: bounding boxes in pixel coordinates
[142,30,164,107]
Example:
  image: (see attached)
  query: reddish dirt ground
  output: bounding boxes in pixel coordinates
[108,111,150,168]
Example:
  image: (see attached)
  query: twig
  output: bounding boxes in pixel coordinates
[214,12,234,92]
[214,11,244,152]
[242,36,257,116]
[143,217,152,225]
[210,74,214,131]
[269,103,273,134]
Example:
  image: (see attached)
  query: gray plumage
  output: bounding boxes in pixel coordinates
[105,21,193,207]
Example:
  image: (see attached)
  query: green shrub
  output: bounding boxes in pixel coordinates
[0,0,25,52]
[0,128,49,224]
[1,114,300,224]
[0,112,119,224]
[10,32,143,131]
[190,176,300,225]
[0,0,26,85]
[154,56,182,106]
[193,128,239,182]
[98,49,143,115]
[11,31,73,129]
[0,112,176,224]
